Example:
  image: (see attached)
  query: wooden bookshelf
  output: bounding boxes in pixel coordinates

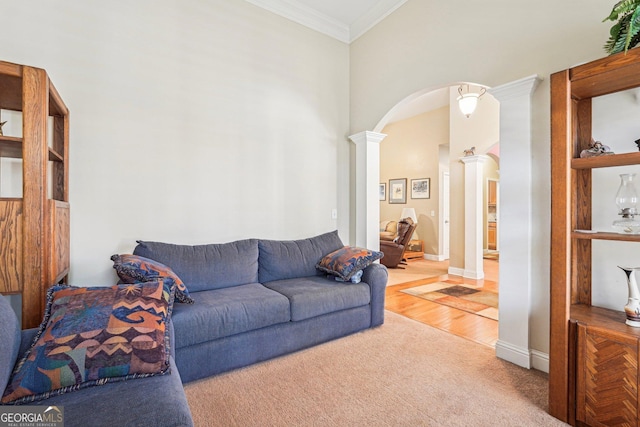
[0,60,70,328]
[550,48,640,426]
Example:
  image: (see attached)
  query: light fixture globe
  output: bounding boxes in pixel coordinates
[457,85,486,118]
[457,93,480,117]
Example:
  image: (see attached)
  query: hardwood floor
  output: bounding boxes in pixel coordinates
[385,258,499,348]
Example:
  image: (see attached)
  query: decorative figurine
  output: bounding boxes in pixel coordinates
[0,121,5,136]
[579,138,613,158]
[463,146,475,157]
[619,266,640,327]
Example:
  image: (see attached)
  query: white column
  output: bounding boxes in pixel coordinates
[349,131,386,250]
[460,155,488,280]
[489,75,541,369]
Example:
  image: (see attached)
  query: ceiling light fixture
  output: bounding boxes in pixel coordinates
[457,85,486,118]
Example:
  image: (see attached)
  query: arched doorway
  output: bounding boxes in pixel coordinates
[349,75,543,370]
[375,83,499,279]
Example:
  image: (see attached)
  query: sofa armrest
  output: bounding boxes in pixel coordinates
[361,263,388,328]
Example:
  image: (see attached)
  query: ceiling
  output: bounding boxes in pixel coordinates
[245,0,408,43]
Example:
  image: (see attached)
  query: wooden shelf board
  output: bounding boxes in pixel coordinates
[48,80,68,117]
[48,147,63,162]
[570,48,640,100]
[0,137,63,162]
[572,152,640,169]
[0,136,23,159]
[572,231,640,242]
[571,304,640,337]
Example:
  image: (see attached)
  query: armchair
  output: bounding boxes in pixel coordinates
[380,218,416,268]
[380,220,398,242]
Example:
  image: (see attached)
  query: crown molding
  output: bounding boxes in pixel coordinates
[350,0,408,42]
[245,0,408,44]
[245,0,350,43]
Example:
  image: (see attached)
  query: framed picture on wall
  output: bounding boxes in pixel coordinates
[411,178,430,199]
[379,183,386,201]
[389,178,407,204]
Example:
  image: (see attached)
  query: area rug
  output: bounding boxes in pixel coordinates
[183,311,563,426]
[400,281,498,320]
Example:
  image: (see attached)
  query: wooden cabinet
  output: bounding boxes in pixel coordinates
[550,48,640,426]
[0,61,70,328]
[487,223,497,250]
[488,180,497,205]
[487,180,498,251]
[574,318,638,426]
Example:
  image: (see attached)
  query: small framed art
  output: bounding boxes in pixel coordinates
[379,183,386,201]
[411,178,430,199]
[389,178,407,204]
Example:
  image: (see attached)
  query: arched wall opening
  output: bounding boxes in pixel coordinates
[376,82,499,279]
[349,75,542,371]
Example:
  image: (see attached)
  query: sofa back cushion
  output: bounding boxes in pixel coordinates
[258,231,343,283]
[134,239,259,292]
[0,295,20,395]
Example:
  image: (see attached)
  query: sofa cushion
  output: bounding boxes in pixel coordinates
[2,281,174,404]
[134,239,259,292]
[171,284,291,349]
[316,246,384,281]
[0,295,20,396]
[263,276,370,322]
[258,231,344,283]
[111,254,194,304]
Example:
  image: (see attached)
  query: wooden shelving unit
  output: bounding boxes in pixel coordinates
[550,48,640,426]
[0,60,70,329]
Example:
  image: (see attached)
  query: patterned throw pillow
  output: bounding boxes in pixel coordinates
[111,254,194,304]
[1,281,175,404]
[316,246,384,282]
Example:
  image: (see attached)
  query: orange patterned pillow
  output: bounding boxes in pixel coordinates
[111,254,194,304]
[2,281,174,404]
[316,246,383,282]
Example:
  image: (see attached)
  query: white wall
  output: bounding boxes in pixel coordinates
[0,1,349,286]
[349,0,611,358]
[379,107,449,255]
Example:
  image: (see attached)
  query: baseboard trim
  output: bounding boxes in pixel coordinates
[495,340,531,369]
[448,266,464,276]
[424,253,446,261]
[530,350,549,373]
[463,269,484,280]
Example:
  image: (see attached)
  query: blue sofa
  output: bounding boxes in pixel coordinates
[133,230,388,383]
[0,231,387,426]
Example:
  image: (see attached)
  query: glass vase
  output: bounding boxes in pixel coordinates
[613,173,640,234]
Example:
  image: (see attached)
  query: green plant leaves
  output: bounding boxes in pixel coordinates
[604,0,640,54]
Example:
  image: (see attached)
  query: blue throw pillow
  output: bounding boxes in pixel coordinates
[316,246,383,282]
[111,254,194,304]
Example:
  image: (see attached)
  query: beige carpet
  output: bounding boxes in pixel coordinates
[184,311,567,427]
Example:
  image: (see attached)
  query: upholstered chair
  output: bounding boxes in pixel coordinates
[380,218,416,268]
[379,220,398,242]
